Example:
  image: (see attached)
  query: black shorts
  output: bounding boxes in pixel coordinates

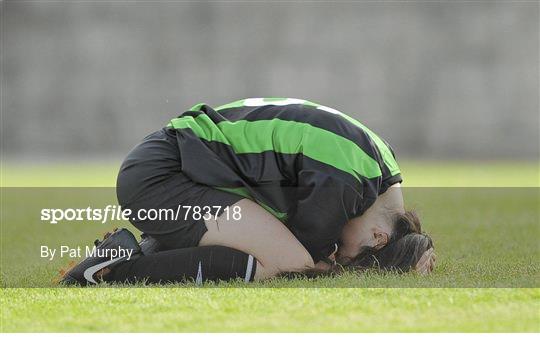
[116,128,244,250]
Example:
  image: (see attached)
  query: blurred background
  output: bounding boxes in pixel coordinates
[3,1,539,161]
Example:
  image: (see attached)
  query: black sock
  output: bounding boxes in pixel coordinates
[105,245,257,284]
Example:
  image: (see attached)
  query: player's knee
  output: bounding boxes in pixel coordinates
[272,250,314,273]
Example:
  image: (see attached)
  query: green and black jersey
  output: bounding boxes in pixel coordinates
[167,98,402,261]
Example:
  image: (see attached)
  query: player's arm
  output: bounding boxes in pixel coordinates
[286,169,363,263]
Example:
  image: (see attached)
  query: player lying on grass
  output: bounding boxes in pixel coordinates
[61,98,436,285]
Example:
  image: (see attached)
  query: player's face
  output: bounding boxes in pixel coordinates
[339,184,402,260]
[357,221,390,248]
[338,216,392,261]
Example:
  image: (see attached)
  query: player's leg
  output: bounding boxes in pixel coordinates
[199,198,314,280]
[62,127,303,285]
[130,193,315,281]
[120,181,314,281]
[115,127,311,281]
[62,197,314,284]
[105,197,317,283]
[104,245,257,284]
[60,227,260,285]
[116,137,314,279]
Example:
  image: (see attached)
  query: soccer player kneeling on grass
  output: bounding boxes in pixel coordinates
[61,98,436,286]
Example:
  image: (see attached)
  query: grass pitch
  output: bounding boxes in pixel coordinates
[1,160,539,332]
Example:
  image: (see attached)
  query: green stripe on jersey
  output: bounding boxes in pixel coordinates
[211,98,400,175]
[303,100,400,176]
[316,105,400,175]
[169,114,382,180]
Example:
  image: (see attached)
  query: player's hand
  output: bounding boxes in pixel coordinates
[414,247,436,275]
[314,244,338,271]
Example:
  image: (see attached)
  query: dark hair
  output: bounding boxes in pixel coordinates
[279,210,433,279]
[345,210,433,272]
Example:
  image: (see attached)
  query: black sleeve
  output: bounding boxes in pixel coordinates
[286,169,364,262]
[380,173,403,195]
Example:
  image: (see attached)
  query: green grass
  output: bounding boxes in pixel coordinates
[1,160,539,332]
[2,160,538,187]
[2,288,538,332]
